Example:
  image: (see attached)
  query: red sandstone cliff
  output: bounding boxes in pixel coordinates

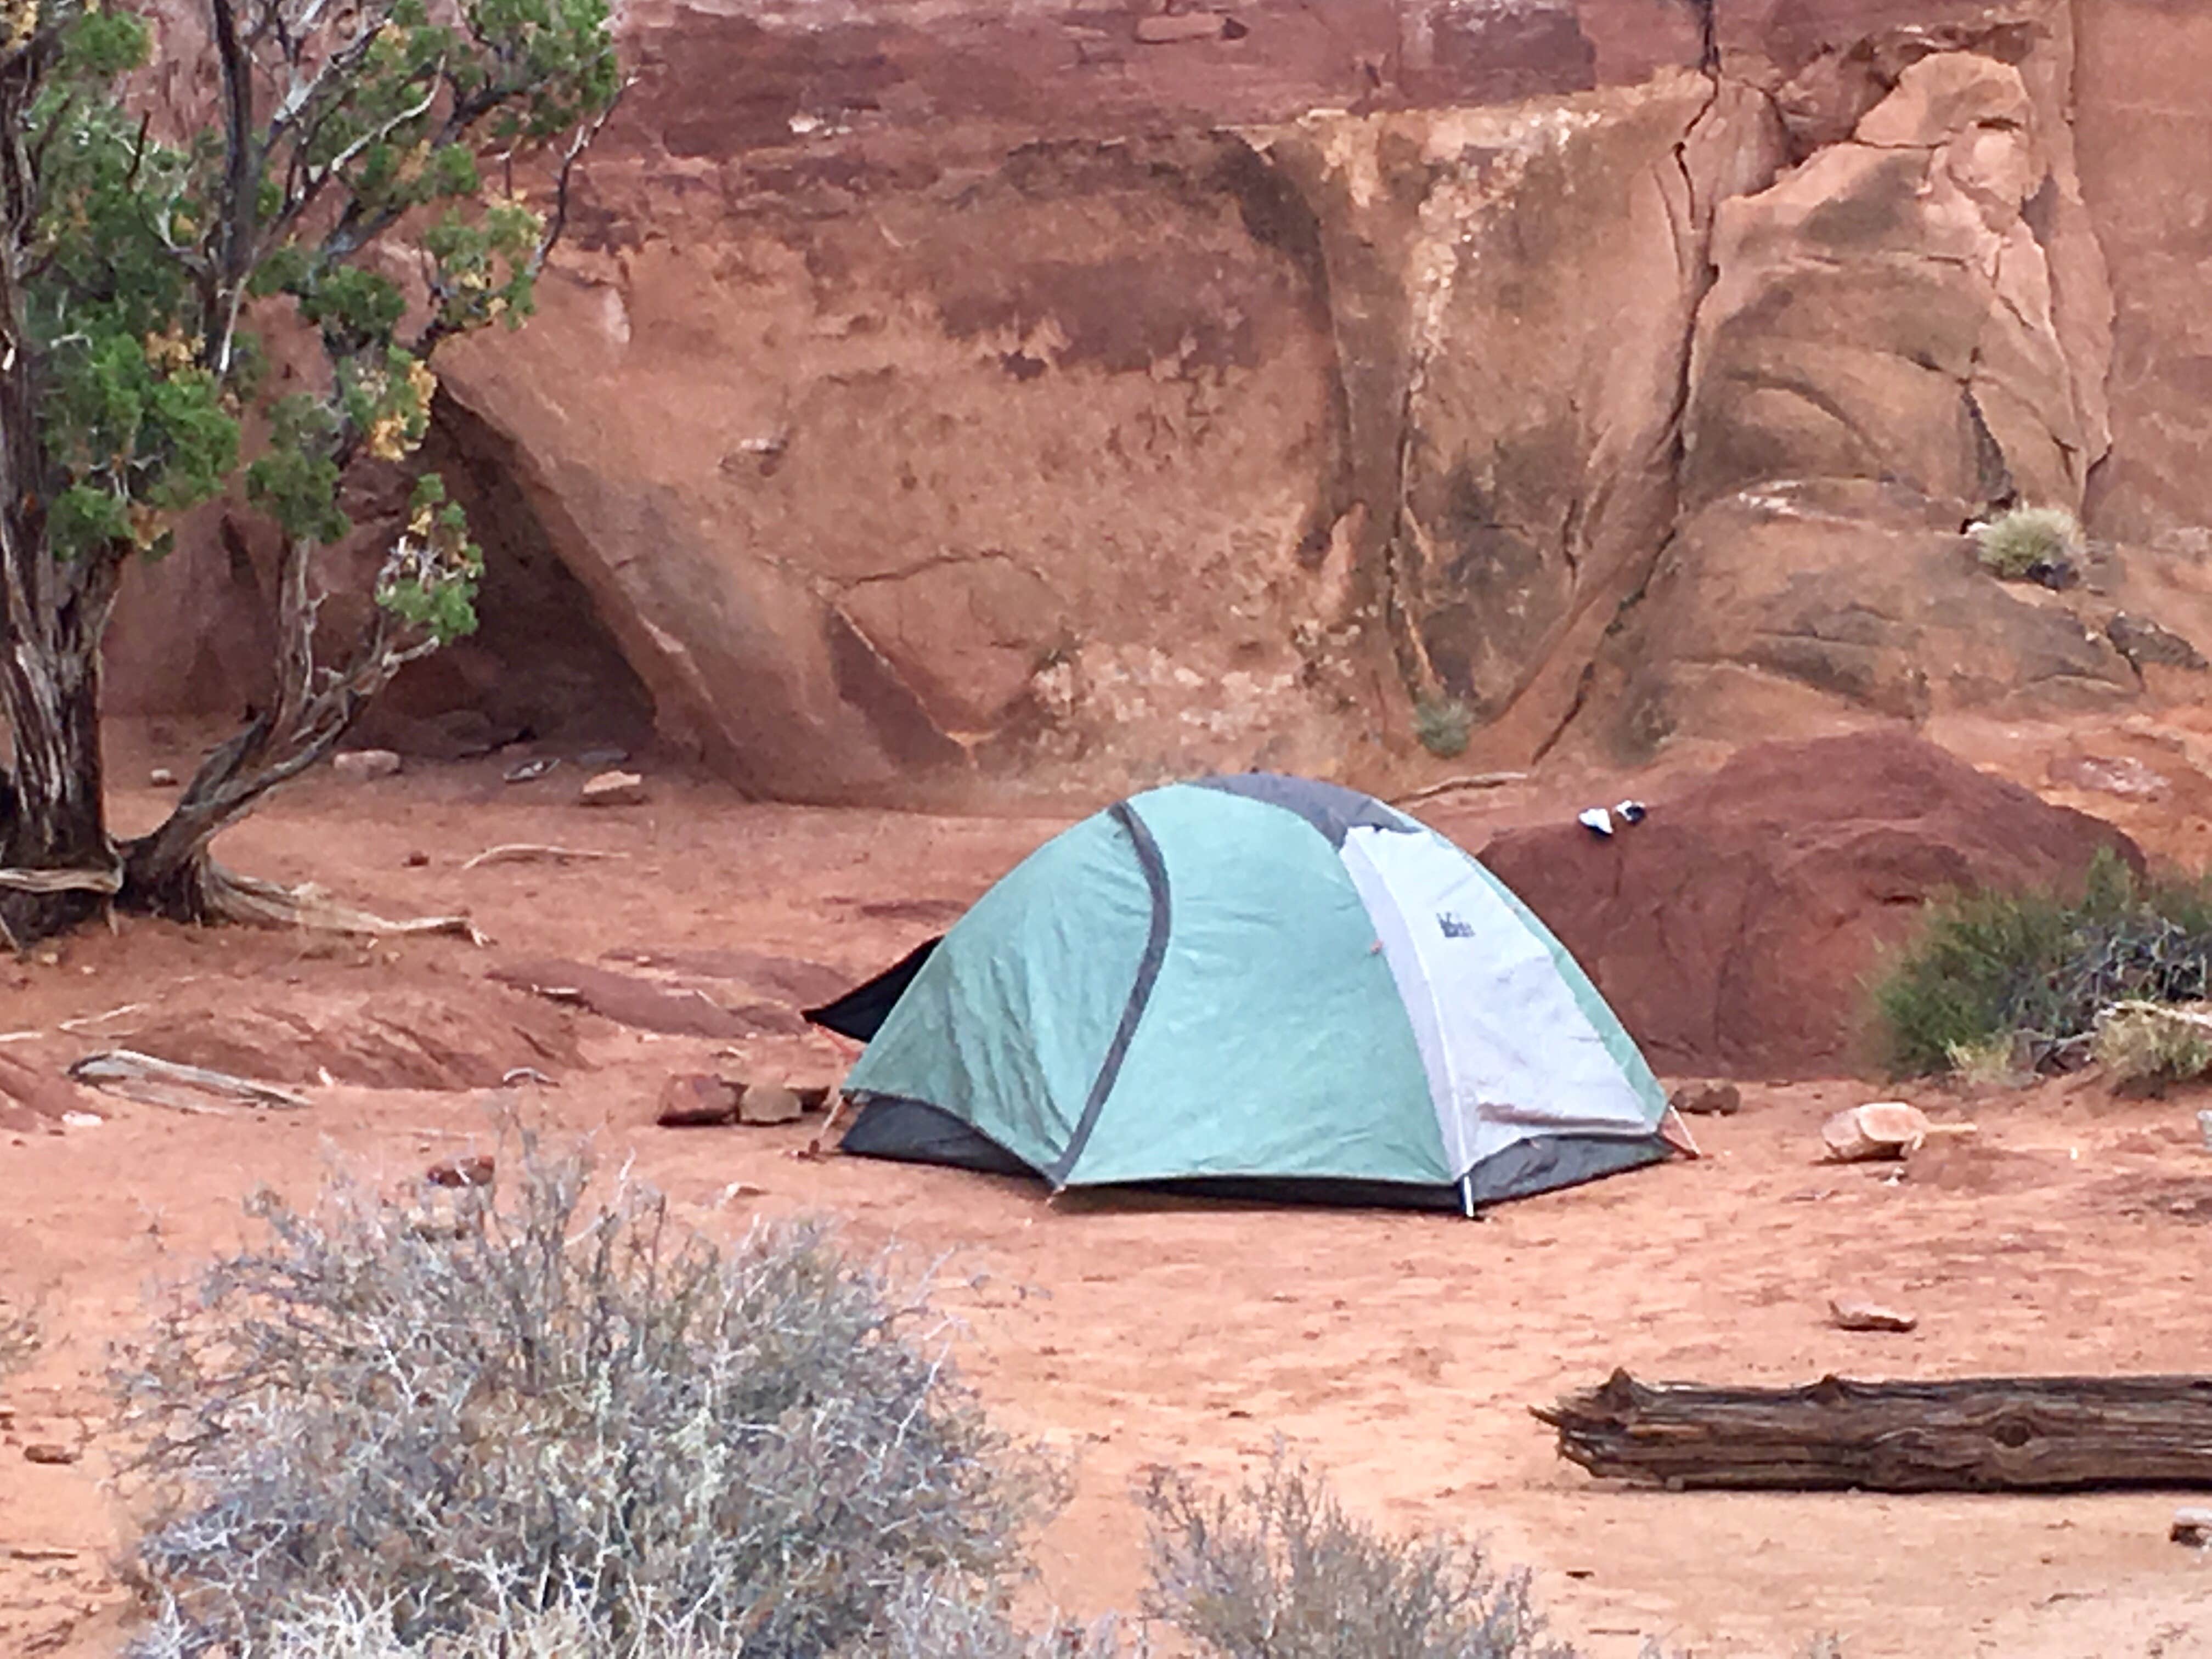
[99,0,2212,805]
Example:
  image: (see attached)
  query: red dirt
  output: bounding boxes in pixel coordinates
[1476,732,2145,1079]
[4,722,2212,1658]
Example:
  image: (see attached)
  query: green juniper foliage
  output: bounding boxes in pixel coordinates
[0,0,619,934]
[24,0,615,605]
[1875,847,2212,1076]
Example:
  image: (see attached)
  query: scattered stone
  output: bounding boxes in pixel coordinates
[2047,753,2170,802]
[1134,11,1242,43]
[574,746,630,770]
[504,757,559,783]
[2108,613,2208,672]
[657,1073,740,1127]
[1669,1081,1742,1118]
[22,1443,78,1465]
[1828,1296,1918,1333]
[404,849,431,867]
[737,1082,804,1125]
[2173,1508,2212,1547]
[149,767,178,787]
[580,770,646,807]
[1821,1101,1933,1163]
[426,1154,495,1189]
[716,1180,768,1204]
[332,748,402,781]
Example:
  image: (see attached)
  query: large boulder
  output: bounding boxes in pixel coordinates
[1476,731,2143,1078]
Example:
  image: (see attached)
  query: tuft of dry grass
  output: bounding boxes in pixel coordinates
[1973,505,2083,580]
[1414,696,1475,759]
[113,1125,1058,1658]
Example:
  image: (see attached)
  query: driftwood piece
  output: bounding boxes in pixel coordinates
[1535,1369,2212,1492]
[68,1050,313,1115]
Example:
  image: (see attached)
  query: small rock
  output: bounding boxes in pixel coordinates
[22,1443,78,1465]
[657,1074,740,1128]
[1828,1296,1918,1333]
[1669,1081,1742,1118]
[2173,1508,2212,1547]
[149,767,178,787]
[2047,753,2169,802]
[504,757,558,784]
[580,770,646,807]
[737,1082,804,1126]
[425,1154,495,1189]
[717,1180,768,1204]
[404,850,431,868]
[574,746,629,770]
[1821,1101,1932,1163]
[332,748,402,781]
[1135,11,1233,42]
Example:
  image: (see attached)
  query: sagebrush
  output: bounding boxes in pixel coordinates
[1973,506,2083,579]
[1142,1453,1576,1659]
[114,1132,1056,1657]
[2091,1001,2212,1091]
[1875,847,2212,1076]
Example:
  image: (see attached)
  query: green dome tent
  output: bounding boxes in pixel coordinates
[806,774,1680,1214]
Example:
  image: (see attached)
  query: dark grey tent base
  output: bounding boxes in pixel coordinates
[838,1096,1672,1212]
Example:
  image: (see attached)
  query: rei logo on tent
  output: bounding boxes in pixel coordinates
[1436,912,1475,939]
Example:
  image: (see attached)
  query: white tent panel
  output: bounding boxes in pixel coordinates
[1339,824,1658,1175]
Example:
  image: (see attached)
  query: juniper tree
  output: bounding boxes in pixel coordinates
[0,0,618,945]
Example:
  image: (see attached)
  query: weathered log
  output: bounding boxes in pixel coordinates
[1535,1370,2212,1492]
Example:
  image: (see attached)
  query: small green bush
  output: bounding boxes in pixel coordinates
[115,1130,1055,1658]
[1414,696,1475,759]
[1973,506,2083,579]
[1875,847,2212,1076]
[1142,1453,1575,1659]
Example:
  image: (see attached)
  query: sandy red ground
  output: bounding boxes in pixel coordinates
[5,723,2212,1658]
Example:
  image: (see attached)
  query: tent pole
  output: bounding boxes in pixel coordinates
[1459,1173,1478,1220]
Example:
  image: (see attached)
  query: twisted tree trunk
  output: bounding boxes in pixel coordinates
[0,36,122,948]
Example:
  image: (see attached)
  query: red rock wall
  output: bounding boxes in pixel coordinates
[99,0,2212,803]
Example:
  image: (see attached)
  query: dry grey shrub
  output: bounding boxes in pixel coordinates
[862,1571,1142,1658]
[112,1128,1057,1657]
[1142,1453,1577,1659]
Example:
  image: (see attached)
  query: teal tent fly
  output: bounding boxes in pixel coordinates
[806,775,1679,1214]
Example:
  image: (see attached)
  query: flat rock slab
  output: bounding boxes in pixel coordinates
[602,946,854,1008]
[737,1082,804,1125]
[492,959,806,1039]
[659,1073,740,1127]
[1829,1296,1919,1333]
[581,770,647,806]
[1822,1102,1932,1161]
